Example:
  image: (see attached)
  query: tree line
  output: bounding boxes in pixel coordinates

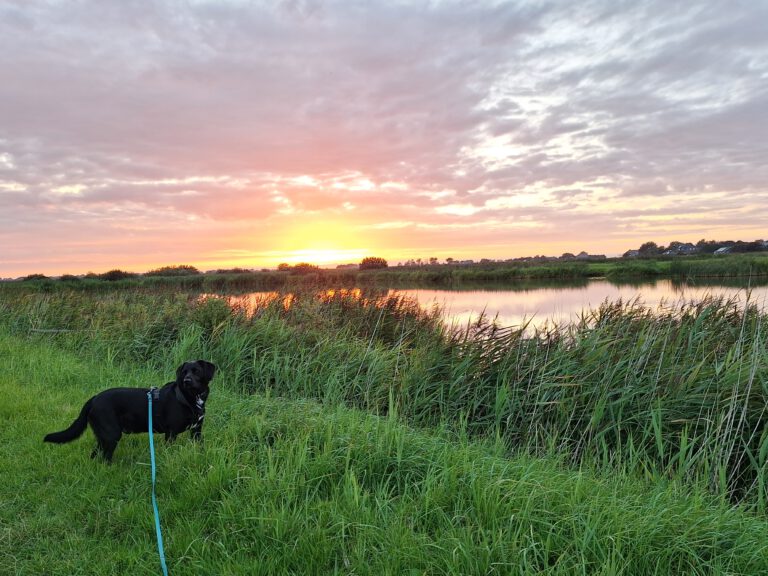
[626,238,767,257]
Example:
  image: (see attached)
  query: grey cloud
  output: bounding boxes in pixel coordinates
[1,0,767,275]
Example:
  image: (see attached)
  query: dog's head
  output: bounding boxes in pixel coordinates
[176,360,217,395]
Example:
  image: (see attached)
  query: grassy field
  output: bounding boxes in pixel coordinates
[3,331,768,575]
[1,286,768,574]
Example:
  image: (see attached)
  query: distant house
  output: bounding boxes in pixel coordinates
[576,251,607,261]
[663,243,698,256]
[714,247,732,256]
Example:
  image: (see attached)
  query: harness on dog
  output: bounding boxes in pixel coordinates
[174,386,206,429]
[147,388,170,576]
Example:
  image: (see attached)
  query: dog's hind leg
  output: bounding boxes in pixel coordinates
[91,432,120,462]
[89,415,121,462]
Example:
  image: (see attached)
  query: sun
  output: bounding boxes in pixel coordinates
[281,247,369,266]
[268,217,373,267]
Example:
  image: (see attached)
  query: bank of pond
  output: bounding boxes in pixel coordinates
[7,253,768,293]
[2,284,767,512]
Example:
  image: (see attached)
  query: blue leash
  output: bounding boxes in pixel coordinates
[148,389,170,576]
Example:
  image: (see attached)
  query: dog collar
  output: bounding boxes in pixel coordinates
[174,386,204,414]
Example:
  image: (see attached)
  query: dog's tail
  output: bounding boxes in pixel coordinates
[44,399,93,444]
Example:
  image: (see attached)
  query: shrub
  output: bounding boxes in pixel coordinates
[291,263,320,275]
[360,257,388,270]
[144,265,201,277]
[98,269,138,281]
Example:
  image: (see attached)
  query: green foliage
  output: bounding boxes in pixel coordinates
[6,255,767,297]
[670,255,768,278]
[639,241,662,256]
[359,256,388,270]
[144,265,201,277]
[3,334,768,575]
[3,285,768,510]
[97,269,138,281]
[290,262,321,275]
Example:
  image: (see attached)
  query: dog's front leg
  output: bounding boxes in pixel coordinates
[165,431,177,443]
[189,420,203,442]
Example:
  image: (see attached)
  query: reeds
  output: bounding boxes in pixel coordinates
[2,286,767,507]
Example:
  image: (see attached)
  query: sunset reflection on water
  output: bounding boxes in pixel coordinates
[199,279,767,331]
[393,279,768,330]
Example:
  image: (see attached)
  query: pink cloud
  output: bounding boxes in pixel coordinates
[1,0,767,276]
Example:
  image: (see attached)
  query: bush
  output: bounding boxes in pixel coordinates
[291,263,320,275]
[360,257,388,270]
[98,269,138,281]
[144,265,201,277]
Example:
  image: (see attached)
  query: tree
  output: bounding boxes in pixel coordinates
[638,242,661,256]
[359,257,388,270]
[277,263,292,271]
[291,262,320,275]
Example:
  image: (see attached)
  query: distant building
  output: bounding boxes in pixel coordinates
[663,243,698,256]
[576,251,607,261]
[714,247,732,256]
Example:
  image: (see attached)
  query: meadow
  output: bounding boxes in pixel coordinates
[1,284,768,574]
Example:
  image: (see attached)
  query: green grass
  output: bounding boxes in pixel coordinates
[3,332,768,575]
[2,287,767,507]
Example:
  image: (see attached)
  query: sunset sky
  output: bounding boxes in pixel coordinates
[1,0,766,277]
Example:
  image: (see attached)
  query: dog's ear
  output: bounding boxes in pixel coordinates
[175,362,187,384]
[197,360,217,383]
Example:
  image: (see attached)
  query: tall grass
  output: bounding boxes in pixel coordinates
[670,255,768,279]
[4,333,768,574]
[2,286,767,508]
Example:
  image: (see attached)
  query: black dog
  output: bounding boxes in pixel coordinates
[44,360,216,462]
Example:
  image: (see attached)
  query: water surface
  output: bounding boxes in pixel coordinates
[219,278,768,331]
[394,278,768,330]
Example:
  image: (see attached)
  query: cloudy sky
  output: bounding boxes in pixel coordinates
[1,0,766,276]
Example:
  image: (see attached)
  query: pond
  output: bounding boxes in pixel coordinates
[218,277,768,331]
[393,278,768,330]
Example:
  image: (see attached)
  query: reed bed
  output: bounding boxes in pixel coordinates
[1,286,767,509]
